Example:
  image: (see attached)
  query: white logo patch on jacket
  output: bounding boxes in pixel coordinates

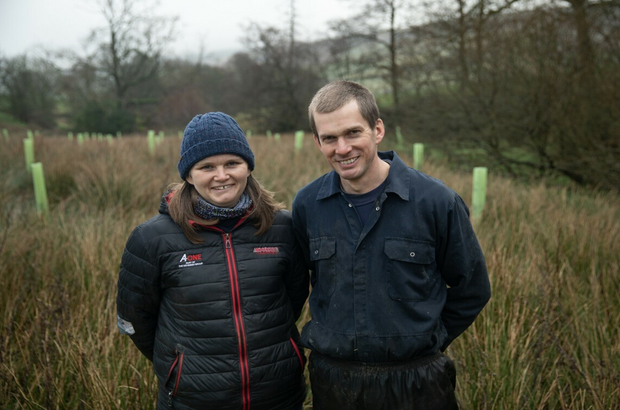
[178,253,203,268]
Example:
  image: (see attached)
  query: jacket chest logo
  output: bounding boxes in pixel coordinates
[178,253,203,268]
[253,247,280,255]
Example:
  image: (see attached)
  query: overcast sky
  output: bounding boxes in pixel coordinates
[0,0,355,60]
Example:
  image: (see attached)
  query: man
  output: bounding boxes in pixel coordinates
[292,80,491,410]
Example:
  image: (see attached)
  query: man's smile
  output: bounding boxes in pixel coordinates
[338,157,359,165]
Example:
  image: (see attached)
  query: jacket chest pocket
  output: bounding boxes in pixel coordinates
[309,237,337,297]
[384,239,435,302]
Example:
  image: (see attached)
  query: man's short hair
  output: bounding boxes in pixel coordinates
[308,80,380,137]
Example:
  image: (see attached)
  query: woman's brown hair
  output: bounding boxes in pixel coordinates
[167,174,285,244]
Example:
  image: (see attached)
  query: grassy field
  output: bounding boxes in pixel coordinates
[1,132,619,409]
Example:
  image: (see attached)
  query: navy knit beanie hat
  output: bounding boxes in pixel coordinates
[178,112,255,180]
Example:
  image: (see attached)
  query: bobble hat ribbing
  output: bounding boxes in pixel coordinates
[177,112,255,180]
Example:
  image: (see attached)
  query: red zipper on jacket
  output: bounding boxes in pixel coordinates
[290,338,304,368]
[223,232,251,410]
[165,345,185,406]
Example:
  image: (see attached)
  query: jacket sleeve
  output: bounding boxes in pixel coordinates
[283,209,310,320]
[292,192,314,286]
[284,238,310,320]
[116,224,161,361]
[437,194,491,350]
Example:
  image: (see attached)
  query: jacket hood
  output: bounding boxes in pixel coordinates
[158,190,174,216]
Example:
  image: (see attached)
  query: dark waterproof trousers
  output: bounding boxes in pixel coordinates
[309,352,459,410]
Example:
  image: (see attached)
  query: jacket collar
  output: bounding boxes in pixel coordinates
[316,151,410,201]
[159,189,251,231]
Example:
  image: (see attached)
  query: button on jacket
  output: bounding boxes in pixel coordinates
[292,151,491,363]
[117,198,308,410]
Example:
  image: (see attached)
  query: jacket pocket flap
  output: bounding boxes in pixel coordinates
[309,237,336,261]
[384,239,434,264]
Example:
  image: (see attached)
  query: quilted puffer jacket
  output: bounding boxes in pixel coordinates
[117,199,309,410]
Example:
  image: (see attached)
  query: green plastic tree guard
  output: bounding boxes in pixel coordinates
[396,126,403,147]
[31,162,50,220]
[294,131,304,151]
[413,143,424,170]
[472,167,488,222]
[24,138,34,172]
[148,130,156,155]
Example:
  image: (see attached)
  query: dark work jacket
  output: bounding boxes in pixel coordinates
[292,151,491,363]
[117,199,308,410]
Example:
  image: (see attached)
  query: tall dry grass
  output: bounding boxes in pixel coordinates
[1,133,618,409]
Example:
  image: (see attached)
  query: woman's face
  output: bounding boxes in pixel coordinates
[186,154,251,208]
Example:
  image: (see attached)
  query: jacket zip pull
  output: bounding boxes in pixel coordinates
[166,356,178,407]
[225,233,232,249]
[166,344,185,407]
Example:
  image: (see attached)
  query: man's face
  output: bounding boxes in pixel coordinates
[313,100,385,193]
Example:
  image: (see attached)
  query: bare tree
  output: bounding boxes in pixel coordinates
[414,1,620,190]
[563,0,596,88]
[328,0,415,128]
[0,52,59,128]
[154,56,238,129]
[240,23,323,131]
[84,0,177,110]
[236,0,324,132]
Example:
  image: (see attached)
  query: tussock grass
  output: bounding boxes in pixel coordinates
[1,134,618,409]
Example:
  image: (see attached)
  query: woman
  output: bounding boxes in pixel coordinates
[117,112,308,410]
